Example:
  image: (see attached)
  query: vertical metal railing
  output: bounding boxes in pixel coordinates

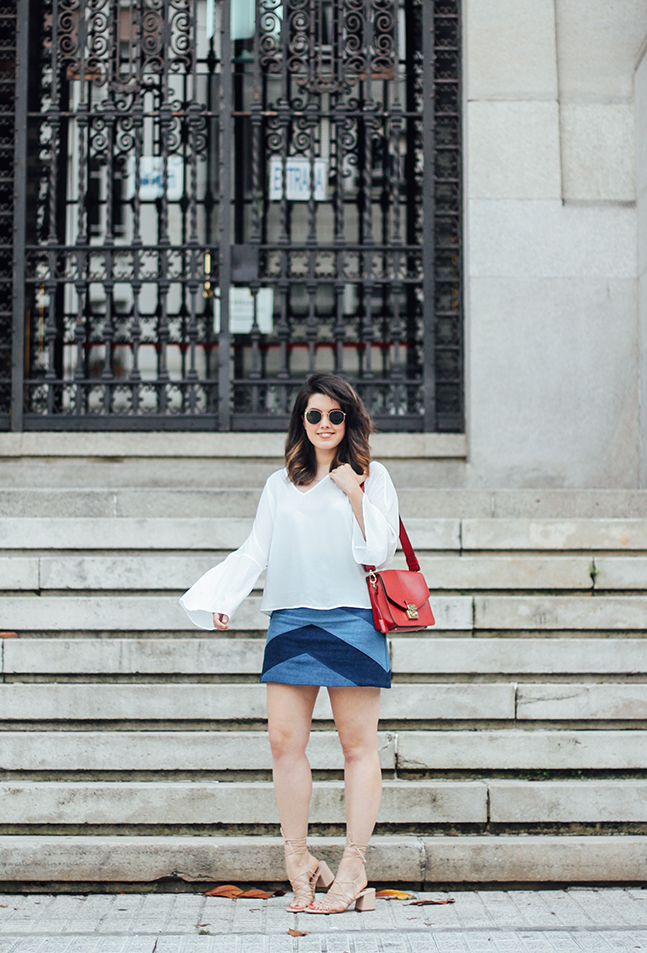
[10,0,28,431]
[218,0,232,430]
[421,0,436,431]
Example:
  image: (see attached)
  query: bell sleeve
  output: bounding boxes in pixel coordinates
[351,462,399,569]
[179,477,276,629]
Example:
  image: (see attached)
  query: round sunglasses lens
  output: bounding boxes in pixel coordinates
[306,410,322,424]
[329,411,345,425]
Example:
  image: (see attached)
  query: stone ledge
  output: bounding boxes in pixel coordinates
[5,728,647,772]
[0,780,487,825]
[7,636,647,676]
[0,682,514,721]
[0,432,467,460]
[398,729,647,770]
[4,778,647,825]
[489,780,647,822]
[0,594,471,632]
[0,731,395,771]
[0,834,646,883]
[0,518,461,551]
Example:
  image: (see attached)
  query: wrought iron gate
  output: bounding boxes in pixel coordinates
[3,0,462,432]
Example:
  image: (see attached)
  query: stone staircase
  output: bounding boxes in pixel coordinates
[2,433,647,888]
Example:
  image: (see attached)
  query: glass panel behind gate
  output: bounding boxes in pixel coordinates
[15,0,462,431]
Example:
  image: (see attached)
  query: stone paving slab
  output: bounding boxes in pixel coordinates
[1,890,647,952]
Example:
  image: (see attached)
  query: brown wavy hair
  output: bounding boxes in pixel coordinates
[285,373,374,486]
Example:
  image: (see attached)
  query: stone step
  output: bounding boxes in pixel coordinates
[3,729,647,772]
[3,681,647,723]
[474,595,647,630]
[0,730,393,771]
[0,518,459,551]
[4,458,647,515]
[5,518,647,553]
[462,519,647,551]
[0,595,472,631]
[0,834,644,883]
[5,554,646,592]
[4,594,647,632]
[4,554,601,591]
[2,779,646,825]
[0,431,466,464]
[391,730,647,771]
[0,683,515,722]
[4,487,523,521]
[0,780,487,825]
[5,637,647,676]
[0,518,258,551]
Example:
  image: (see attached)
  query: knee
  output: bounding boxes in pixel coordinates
[339,733,378,766]
[268,726,307,764]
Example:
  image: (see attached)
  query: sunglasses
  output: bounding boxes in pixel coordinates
[305,409,346,426]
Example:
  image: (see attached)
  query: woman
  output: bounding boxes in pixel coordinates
[180,372,399,914]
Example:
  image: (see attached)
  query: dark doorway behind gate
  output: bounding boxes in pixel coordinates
[2,0,463,432]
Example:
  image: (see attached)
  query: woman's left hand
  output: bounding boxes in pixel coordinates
[330,463,366,498]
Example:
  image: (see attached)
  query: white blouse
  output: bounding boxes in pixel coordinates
[179,460,400,630]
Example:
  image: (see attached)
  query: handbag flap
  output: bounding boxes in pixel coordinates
[377,569,431,611]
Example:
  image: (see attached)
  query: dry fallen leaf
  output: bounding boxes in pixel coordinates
[204,884,285,900]
[204,885,244,898]
[288,929,308,937]
[195,923,210,927]
[408,898,455,906]
[375,889,417,901]
[0,632,18,639]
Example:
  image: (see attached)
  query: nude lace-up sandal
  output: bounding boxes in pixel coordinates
[304,839,376,914]
[282,829,334,912]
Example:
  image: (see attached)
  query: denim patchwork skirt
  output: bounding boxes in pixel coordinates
[260,606,391,688]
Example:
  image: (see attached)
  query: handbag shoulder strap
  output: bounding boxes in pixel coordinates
[361,483,420,573]
[397,517,420,572]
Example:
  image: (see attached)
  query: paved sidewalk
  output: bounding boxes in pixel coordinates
[1,888,647,952]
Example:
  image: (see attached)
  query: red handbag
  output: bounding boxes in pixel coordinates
[364,518,435,634]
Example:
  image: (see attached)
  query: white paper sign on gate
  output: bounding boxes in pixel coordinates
[269,157,328,202]
[125,156,184,201]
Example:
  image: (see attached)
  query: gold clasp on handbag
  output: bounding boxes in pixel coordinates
[367,570,378,589]
[406,604,419,620]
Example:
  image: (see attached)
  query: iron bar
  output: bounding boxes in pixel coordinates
[421,0,436,431]
[217,0,232,429]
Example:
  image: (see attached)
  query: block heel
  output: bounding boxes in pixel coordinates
[316,862,335,890]
[304,838,375,915]
[354,888,376,912]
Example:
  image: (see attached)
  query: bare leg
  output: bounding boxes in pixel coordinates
[266,682,319,837]
[267,682,326,910]
[306,686,382,911]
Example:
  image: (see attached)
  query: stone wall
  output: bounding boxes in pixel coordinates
[465,0,647,488]
[637,40,647,484]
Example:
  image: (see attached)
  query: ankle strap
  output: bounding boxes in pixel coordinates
[342,840,369,864]
[281,827,308,854]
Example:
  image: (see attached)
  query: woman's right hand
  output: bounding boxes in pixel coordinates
[212,612,230,631]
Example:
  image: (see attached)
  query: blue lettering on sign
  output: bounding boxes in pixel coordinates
[269,157,328,201]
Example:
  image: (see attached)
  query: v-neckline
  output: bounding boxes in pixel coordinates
[293,475,329,495]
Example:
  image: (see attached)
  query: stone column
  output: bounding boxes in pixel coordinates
[465,0,643,488]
